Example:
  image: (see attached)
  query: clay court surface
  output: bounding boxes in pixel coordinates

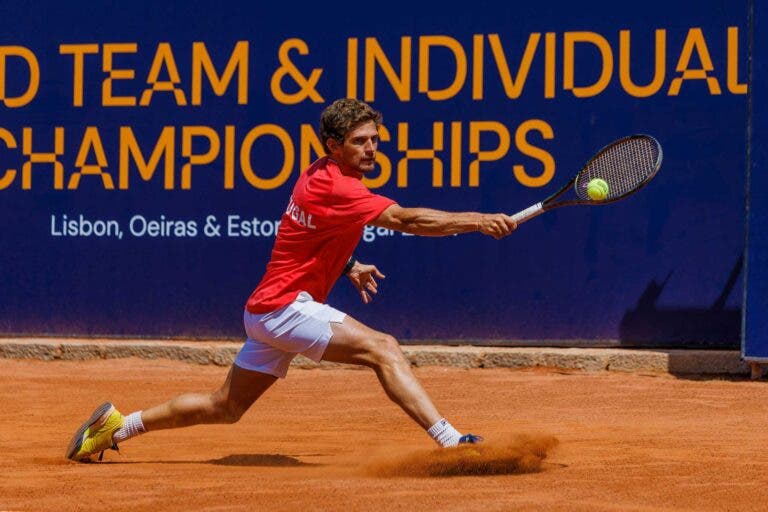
[2,358,767,511]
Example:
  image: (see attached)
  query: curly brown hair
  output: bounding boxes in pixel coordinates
[320,98,382,153]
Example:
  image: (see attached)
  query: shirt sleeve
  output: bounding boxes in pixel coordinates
[328,177,396,226]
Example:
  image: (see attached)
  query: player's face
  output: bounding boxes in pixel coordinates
[330,120,379,174]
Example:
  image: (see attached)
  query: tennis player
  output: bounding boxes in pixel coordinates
[66,98,517,462]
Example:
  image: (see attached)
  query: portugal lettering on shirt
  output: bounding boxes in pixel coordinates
[285,195,317,229]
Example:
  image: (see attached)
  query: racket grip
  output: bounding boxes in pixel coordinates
[511,202,544,225]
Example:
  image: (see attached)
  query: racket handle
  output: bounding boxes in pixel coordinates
[511,202,544,225]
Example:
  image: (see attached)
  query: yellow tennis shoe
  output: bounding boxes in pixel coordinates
[66,402,124,462]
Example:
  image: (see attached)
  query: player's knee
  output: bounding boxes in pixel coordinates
[223,409,243,424]
[371,334,407,368]
[211,395,246,424]
[218,404,245,424]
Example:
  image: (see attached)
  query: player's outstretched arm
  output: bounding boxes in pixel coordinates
[371,204,517,239]
[346,260,385,304]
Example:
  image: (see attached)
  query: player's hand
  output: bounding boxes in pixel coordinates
[478,213,517,239]
[347,261,385,304]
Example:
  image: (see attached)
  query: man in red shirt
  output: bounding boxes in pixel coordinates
[66,99,517,461]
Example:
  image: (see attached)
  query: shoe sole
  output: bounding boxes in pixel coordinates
[65,402,115,461]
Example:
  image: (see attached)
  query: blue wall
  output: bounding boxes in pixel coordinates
[0,1,748,346]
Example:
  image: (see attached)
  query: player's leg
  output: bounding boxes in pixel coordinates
[140,364,277,430]
[322,315,481,447]
[66,364,276,461]
[66,307,295,462]
[323,315,440,429]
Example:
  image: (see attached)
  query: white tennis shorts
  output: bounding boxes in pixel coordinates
[234,292,346,378]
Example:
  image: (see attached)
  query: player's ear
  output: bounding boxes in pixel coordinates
[326,137,341,155]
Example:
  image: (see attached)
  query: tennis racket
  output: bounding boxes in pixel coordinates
[511,134,663,225]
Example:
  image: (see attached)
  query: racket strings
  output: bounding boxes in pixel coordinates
[575,136,661,201]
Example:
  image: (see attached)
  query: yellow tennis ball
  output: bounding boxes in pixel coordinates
[587,178,609,200]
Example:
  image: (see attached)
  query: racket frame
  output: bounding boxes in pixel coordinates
[511,134,662,225]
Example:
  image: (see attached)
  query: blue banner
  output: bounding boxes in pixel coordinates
[0,1,748,346]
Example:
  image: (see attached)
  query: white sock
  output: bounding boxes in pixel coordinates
[112,411,146,444]
[427,418,463,447]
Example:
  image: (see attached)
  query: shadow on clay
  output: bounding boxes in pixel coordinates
[91,453,324,467]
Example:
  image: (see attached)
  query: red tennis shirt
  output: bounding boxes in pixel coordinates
[245,157,396,313]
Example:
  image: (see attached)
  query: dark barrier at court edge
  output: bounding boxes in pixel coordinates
[743,0,768,372]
